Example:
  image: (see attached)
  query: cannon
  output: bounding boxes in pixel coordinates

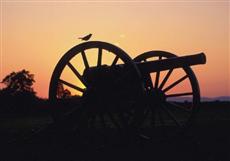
[49,41,206,140]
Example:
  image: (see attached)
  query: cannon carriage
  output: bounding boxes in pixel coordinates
[49,41,206,141]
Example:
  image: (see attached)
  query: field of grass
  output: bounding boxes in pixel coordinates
[0,101,229,160]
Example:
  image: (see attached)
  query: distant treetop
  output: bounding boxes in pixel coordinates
[1,69,36,95]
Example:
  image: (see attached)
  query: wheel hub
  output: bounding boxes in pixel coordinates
[147,88,166,105]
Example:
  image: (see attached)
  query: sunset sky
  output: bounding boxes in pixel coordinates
[0,0,229,98]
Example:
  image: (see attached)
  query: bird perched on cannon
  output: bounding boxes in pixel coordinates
[78,33,92,41]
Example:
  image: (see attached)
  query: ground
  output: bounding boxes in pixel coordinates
[0,102,229,161]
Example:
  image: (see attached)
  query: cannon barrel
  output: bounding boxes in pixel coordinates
[83,53,206,78]
[136,53,206,74]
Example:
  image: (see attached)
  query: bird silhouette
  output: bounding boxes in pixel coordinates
[78,33,92,41]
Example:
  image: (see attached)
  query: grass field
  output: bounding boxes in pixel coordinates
[0,101,229,161]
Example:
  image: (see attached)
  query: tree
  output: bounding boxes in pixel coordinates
[57,82,71,98]
[1,69,36,95]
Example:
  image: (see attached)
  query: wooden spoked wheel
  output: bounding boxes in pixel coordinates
[49,41,143,141]
[134,51,200,138]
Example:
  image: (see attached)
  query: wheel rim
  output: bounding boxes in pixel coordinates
[49,41,143,132]
[134,50,200,136]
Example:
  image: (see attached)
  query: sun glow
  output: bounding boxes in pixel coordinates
[1,1,229,98]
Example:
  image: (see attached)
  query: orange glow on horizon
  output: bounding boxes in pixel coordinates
[0,1,229,98]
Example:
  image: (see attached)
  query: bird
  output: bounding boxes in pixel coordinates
[78,33,92,41]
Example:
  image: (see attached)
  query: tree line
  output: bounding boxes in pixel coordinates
[0,69,47,115]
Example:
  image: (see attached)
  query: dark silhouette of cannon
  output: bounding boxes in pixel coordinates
[49,41,206,140]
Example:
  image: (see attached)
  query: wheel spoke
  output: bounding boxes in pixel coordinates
[99,113,107,128]
[166,92,193,98]
[154,56,162,88]
[59,79,85,93]
[160,104,182,127]
[159,69,173,90]
[146,103,156,127]
[124,110,133,117]
[143,108,150,121]
[118,112,128,128]
[144,74,153,89]
[111,55,119,66]
[165,102,191,113]
[150,108,156,127]
[81,51,89,69]
[97,48,102,66]
[77,109,89,129]
[163,75,188,93]
[89,114,96,128]
[107,112,120,128]
[157,107,165,126]
[67,62,88,87]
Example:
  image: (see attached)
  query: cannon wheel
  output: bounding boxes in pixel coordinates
[49,41,144,145]
[134,51,200,138]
